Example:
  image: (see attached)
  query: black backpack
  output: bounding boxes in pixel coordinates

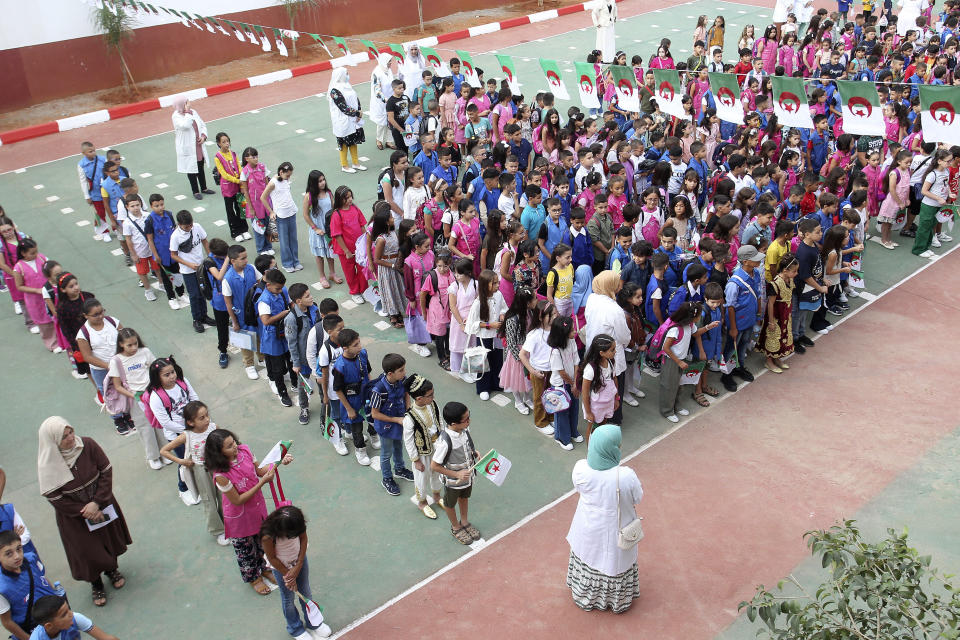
[198,257,219,301]
[438,429,476,466]
[242,281,266,326]
[376,167,394,201]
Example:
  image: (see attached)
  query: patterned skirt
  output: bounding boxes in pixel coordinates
[566,550,640,613]
[377,265,406,316]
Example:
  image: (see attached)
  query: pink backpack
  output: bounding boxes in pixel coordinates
[140,380,189,429]
[648,318,683,365]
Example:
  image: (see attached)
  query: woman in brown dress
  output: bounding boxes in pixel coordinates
[37,416,131,607]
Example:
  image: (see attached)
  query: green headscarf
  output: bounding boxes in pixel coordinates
[587,424,622,471]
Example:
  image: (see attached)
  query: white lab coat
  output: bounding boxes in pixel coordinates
[566,460,643,576]
[591,1,617,63]
[172,110,209,174]
[584,293,631,376]
[401,54,426,100]
[896,0,924,35]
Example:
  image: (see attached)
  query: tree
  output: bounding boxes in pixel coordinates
[418,0,424,32]
[276,0,319,57]
[91,2,138,93]
[739,520,960,639]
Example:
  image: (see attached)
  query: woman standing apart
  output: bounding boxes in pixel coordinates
[591,1,618,64]
[172,97,215,200]
[566,423,642,613]
[37,417,131,608]
[327,69,367,174]
[370,53,396,151]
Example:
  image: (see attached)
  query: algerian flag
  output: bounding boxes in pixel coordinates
[214,19,230,36]
[708,72,744,125]
[321,415,342,449]
[308,34,333,57]
[332,36,350,57]
[476,449,512,486]
[259,440,292,469]
[294,590,324,627]
[273,29,289,57]
[539,58,569,100]
[421,47,451,77]
[936,207,957,223]
[455,50,480,86]
[574,61,601,109]
[359,39,378,60]
[257,27,272,52]
[241,24,258,44]
[836,81,883,135]
[226,21,245,42]
[679,360,706,385]
[198,15,215,32]
[772,76,813,129]
[495,54,520,94]
[388,43,406,64]
[849,252,862,271]
[848,272,865,289]
[609,64,639,112]
[919,85,960,145]
[718,349,739,374]
[652,69,687,119]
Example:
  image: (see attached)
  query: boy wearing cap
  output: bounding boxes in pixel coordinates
[721,244,764,392]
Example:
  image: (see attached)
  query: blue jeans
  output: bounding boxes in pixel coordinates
[379,435,407,482]
[276,215,300,269]
[169,440,188,492]
[553,384,581,445]
[182,271,207,322]
[254,224,273,254]
[271,558,318,637]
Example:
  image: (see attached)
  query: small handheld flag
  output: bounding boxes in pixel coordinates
[538,58,570,100]
[679,361,706,386]
[260,440,292,469]
[321,415,342,450]
[294,591,324,626]
[474,449,512,487]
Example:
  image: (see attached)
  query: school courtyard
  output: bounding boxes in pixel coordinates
[1,0,958,637]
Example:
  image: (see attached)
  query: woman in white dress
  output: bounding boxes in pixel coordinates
[327,68,367,174]
[370,53,396,151]
[896,0,924,36]
[566,423,643,613]
[591,1,617,64]
[400,44,427,100]
[171,97,214,200]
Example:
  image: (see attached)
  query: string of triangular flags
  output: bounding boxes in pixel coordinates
[82,0,960,145]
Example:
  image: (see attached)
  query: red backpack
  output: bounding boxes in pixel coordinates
[140,380,189,429]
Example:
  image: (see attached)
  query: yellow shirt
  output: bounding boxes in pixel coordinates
[547,264,575,299]
[765,238,790,282]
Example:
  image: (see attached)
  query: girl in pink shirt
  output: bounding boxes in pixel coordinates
[648,45,675,70]
[778,33,799,76]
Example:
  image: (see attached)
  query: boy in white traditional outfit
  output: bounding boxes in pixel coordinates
[402,374,443,519]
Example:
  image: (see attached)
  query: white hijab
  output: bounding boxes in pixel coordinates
[376,52,393,75]
[37,416,83,495]
[327,67,357,101]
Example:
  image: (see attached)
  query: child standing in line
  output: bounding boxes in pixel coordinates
[403,233,436,358]
[0,214,27,317]
[145,356,200,505]
[302,170,341,287]
[40,261,68,355]
[144,194,187,310]
[213,132,250,242]
[328,186,369,303]
[447,258,479,380]
[547,315,582,451]
[519,301,560,436]
[402,374,444,519]
[284,283,320,425]
[332,328,380,466]
[431,401,481,545]
[222,244,263,380]
[205,239,232,369]
[759,254,798,374]
[257,269,295,408]
[448,201,482,277]
[580,333,618,443]
[692,283,725,406]
[370,354,414,497]
[75,299,125,431]
[28,593,119,640]
[657,302,711,423]
[616,282,646,406]
[467,269,507,401]
[877,150,912,250]
[54,273,96,383]
[121,195,163,305]
[419,252,454,370]
[169,210,213,334]
[240,147,274,256]
[106,328,162,467]
[160,401,228,546]
[261,506,331,640]
[312,314,347,456]
[260,162,302,273]
[206,428,292,595]
[499,287,535,415]
[0,530,60,640]
[12,238,56,349]
[545,244,576,317]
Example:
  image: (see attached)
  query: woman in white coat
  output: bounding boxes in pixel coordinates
[370,53,396,151]
[400,44,426,100]
[896,0,924,35]
[584,270,632,423]
[566,423,643,612]
[591,1,617,64]
[171,97,214,200]
[327,68,367,174]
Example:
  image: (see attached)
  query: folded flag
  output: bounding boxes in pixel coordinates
[679,360,706,385]
[321,415,342,449]
[475,449,512,486]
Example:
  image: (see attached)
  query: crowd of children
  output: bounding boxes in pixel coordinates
[3,0,960,636]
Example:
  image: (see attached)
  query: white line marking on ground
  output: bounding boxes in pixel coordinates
[139,172,152,178]
[33,184,43,189]
[213,219,226,226]
[193,206,205,213]
[174,195,186,200]
[295,129,306,134]
[46,195,60,202]
[60,207,73,214]
[111,248,123,256]
[156,183,168,188]
[76,220,90,227]
[14,168,25,174]
[374,320,391,331]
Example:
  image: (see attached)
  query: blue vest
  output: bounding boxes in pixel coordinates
[333,350,370,414]
[667,283,703,315]
[729,267,761,331]
[682,257,714,283]
[78,155,106,201]
[645,275,667,328]
[224,265,257,328]
[371,374,406,440]
[0,505,38,559]
[148,211,176,267]
[100,176,124,214]
[0,552,56,626]
[207,254,227,312]
[257,287,290,356]
[431,164,457,186]
[568,229,593,270]
[607,244,630,271]
[696,304,724,361]
[657,247,684,288]
[539,217,566,273]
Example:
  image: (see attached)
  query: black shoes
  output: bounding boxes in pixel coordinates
[193,320,205,333]
[721,374,738,392]
[797,335,815,348]
[732,367,754,382]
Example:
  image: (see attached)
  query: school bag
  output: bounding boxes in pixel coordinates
[646,318,683,366]
[140,380,189,430]
[242,281,267,328]
[437,428,477,467]
[102,355,132,416]
[421,269,441,313]
[76,317,118,363]
[198,257,218,301]
[376,167,394,201]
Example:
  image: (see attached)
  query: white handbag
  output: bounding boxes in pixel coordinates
[616,467,644,549]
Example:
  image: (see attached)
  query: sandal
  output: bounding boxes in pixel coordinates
[319,277,331,289]
[107,569,125,589]
[376,141,384,150]
[692,392,710,407]
[462,522,481,541]
[390,317,405,329]
[702,384,720,397]
[451,526,473,545]
[92,588,107,606]
[250,577,272,595]
[330,274,344,284]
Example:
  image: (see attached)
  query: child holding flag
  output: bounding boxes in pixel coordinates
[432,401,481,544]
[402,374,443,519]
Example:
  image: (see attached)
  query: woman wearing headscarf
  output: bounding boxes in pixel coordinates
[400,44,426,100]
[370,53,396,151]
[37,417,131,607]
[171,97,214,200]
[327,68,367,174]
[566,423,643,612]
[584,271,631,423]
[570,264,594,348]
[591,1,617,64]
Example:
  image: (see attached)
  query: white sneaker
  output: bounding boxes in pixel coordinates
[939,233,953,242]
[919,250,935,258]
[333,440,348,456]
[572,435,584,443]
[234,234,245,242]
[628,387,646,399]
[412,344,431,357]
[29,326,40,334]
[294,631,313,640]
[816,328,830,335]
[265,249,275,256]
[523,396,535,409]
[52,346,63,354]
[460,372,476,384]
[557,440,574,451]
[355,447,370,465]
[161,457,173,466]
[179,490,197,506]
[846,289,859,298]
[825,324,835,331]
[479,391,490,401]
[623,394,639,407]
[148,458,163,470]
[536,424,555,436]
[310,624,332,639]
[245,366,259,380]
[242,232,252,241]
[216,533,230,546]
[282,266,295,273]
[144,290,157,301]
[167,299,180,310]
[71,371,88,380]
[677,408,690,416]
[514,402,530,415]
[377,308,388,317]
[341,166,356,173]
[665,414,679,423]
[351,294,365,304]
[178,294,190,307]
[102,233,112,243]
[269,381,278,396]
[838,292,848,303]
[931,235,942,248]
[352,164,368,171]
[13,301,23,315]
[369,434,381,449]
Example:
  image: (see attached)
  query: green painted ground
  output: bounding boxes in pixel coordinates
[0,2,953,636]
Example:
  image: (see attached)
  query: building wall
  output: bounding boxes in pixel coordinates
[0,0,505,111]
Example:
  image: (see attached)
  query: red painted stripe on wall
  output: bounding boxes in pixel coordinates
[0,121,61,145]
[557,3,587,16]
[206,79,252,96]
[107,98,162,119]
[291,61,332,77]
[499,16,532,29]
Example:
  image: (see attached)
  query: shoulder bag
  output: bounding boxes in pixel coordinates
[616,466,644,549]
